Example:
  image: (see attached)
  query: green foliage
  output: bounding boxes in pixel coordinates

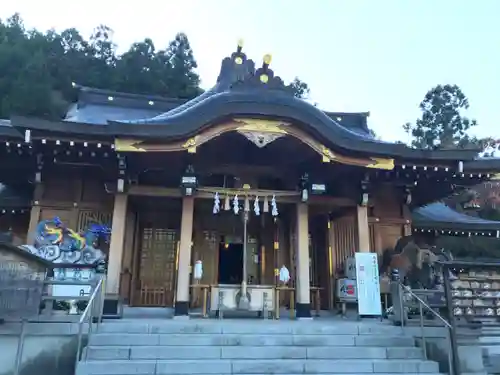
[0,14,203,119]
[436,236,500,259]
[403,84,500,257]
[0,14,311,119]
[403,84,482,150]
[289,77,310,99]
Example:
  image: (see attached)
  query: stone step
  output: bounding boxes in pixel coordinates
[96,321,407,336]
[478,335,500,344]
[75,359,440,374]
[88,333,415,347]
[84,345,423,360]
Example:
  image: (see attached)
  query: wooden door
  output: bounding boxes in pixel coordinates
[135,227,178,307]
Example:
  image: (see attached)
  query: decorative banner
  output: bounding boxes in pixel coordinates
[213,192,220,214]
[253,196,260,216]
[271,195,278,216]
[212,193,278,217]
[263,196,269,213]
[355,252,382,316]
[233,195,240,214]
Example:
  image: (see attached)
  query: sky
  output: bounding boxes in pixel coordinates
[1,0,499,143]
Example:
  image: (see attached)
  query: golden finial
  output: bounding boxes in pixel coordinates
[263,54,272,65]
[237,39,244,48]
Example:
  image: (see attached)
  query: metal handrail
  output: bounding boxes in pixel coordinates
[74,278,105,368]
[399,283,456,375]
[8,278,103,375]
[401,284,452,329]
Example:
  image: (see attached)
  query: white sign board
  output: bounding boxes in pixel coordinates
[355,252,382,316]
[52,268,94,298]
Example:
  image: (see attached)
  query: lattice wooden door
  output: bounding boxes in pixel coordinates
[136,227,178,307]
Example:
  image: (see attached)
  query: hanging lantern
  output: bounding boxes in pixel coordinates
[180,165,197,196]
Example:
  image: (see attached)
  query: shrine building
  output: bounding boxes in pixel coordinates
[1,42,500,318]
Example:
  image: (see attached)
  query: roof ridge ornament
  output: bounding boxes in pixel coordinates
[229,49,288,93]
[216,39,255,87]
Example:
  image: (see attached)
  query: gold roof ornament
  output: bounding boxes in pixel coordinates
[235,39,244,62]
[263,54,272,66]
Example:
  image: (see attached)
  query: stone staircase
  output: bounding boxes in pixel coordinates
[76,319,445,375]
[458,325,500,374]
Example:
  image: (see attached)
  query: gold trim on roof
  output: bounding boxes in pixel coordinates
[113,118,395,170]
[182,136,198,153]
[114,139,146,152]
[366,158,395,170]
[321,146,337,163]
[235,119,288,134]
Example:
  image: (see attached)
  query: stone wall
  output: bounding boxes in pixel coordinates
[0,322,84,375]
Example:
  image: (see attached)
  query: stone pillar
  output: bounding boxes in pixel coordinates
[356,205,370,252]
[106,194,128,295]
[295,202,311,319]
[174,197,194,317]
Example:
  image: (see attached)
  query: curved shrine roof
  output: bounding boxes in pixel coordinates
[2,42,500,167]
[412,202,500,232]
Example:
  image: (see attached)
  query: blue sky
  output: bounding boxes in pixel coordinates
[1,0,499,143]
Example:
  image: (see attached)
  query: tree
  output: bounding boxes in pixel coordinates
[403,84,479,149]
[0,14,203,119]
[115,38,161,94]
[289,77,310,99]
[0,15,66,118]
[161,33,201,99]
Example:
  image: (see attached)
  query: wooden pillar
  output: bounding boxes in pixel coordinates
[120,210,137,303]
[402,204,412,236]
[327,220,335,310]
[27,184,44,245]
[26,205,41,245]
[296,202,311,319]
[174,197,194,317]
[106,193,128,295]
[356,205,370,252]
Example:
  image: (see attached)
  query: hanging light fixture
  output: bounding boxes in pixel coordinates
[180,165,197,196]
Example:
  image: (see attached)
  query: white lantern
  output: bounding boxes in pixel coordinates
[279,265,290,284]
[193,260,203,280]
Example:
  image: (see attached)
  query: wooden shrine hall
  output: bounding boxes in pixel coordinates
[1,42,500,318]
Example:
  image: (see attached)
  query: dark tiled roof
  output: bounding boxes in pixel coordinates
[412,202,500,231]
[2,45,500,167]
[0,119,22,138]
[67,85,374,137]
[0,184,31,208]
[0,242,53,268]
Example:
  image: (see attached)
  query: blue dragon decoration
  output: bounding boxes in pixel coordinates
[21,217,111,264]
